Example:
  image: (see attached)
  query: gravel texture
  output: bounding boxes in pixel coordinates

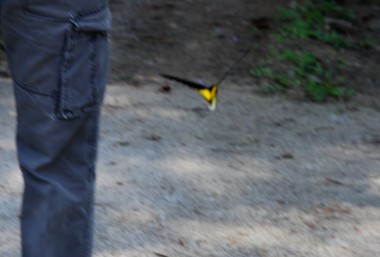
[1,78,379,257]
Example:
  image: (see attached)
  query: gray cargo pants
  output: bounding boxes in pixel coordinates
[0,1,111,256]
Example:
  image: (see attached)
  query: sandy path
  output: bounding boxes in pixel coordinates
[0,78,379,257]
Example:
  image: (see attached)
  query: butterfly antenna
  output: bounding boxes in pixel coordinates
[216,46,252,86]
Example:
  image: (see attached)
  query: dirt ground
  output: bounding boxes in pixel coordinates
[1,0,380,257]
[1,78,380,256]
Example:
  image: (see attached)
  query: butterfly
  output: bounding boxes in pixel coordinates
[161,74,219,111]
[161,47,251,111]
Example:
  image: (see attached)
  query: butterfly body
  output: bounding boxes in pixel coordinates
[161,74,218,111]
[160,46,251,111]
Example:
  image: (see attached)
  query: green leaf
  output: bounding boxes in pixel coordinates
[277,7,299,20]
[250,66,274,78]
[305,80,327,102]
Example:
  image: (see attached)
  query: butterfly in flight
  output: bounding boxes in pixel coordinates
[161,47,251,111]
[161,74,219,111]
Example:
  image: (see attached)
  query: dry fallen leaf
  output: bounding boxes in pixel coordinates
[281,152,295,159]
[325,177,345,186]
[158,84,172,93]
[154,252,169,257]
[251,17,271,30]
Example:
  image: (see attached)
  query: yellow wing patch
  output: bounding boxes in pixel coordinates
[161,47,251,111]
[160,74,219,111]
[197,84,218,111]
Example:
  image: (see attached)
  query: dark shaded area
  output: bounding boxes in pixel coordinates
[109,0,288,82]
[0,0,379,95]
[107,0,380,96]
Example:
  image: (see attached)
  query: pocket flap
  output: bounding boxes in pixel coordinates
[72,7,111,32]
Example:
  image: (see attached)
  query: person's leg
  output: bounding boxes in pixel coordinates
[1,1,111,256]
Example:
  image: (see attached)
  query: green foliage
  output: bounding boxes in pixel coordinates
[250,0,362,102]
[252,49,354,102]
[277,0,352,47]
[250,66,274,78]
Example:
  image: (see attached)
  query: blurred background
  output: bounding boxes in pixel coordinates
[0,0,379,102]
[106,0,380,102]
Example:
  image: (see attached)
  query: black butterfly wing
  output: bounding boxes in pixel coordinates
[160,74,207,90]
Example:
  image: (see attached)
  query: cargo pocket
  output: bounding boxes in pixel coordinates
[1,10,67,96]
[57,7,111,120]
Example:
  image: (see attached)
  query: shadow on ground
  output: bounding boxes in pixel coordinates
[1,78,379,256]
[94,81,380,257]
